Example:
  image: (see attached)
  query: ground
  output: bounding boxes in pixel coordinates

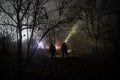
[0,52,120,80]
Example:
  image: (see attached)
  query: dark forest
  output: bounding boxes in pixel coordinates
[0,0,120,80]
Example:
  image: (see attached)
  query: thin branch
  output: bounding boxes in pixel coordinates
[0,23,17,27]
[31,21,61,56]
[20,1,32,21]
[0,5,17,24]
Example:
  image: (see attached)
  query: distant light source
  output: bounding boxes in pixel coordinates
[37,41,44,49]
[55,44,60,50]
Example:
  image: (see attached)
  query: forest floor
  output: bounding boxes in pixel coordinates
[0,51,120,80]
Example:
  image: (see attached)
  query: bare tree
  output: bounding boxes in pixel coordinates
[69,0,109,53]
[0,0,73,72]
[0,0,33,72]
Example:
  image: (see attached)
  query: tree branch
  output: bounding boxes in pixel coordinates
[0,5,17,24]
[20,1,32,21]
[0,23,17,27]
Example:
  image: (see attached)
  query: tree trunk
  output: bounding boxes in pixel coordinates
[17,28,23,72]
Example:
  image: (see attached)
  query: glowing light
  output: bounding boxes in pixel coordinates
[64,20,81,43]
[64,26,78,43]
[68,49,72,53]
[37,41,44,49]
[55,44,61,50]
[45,43,60,50]
[64,33,72,43]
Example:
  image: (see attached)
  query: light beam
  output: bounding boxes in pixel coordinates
[64,20,81,43]
[64,24,78,43]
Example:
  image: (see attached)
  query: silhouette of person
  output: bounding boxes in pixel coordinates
[61,42,68,58]
[49,43,56,58]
